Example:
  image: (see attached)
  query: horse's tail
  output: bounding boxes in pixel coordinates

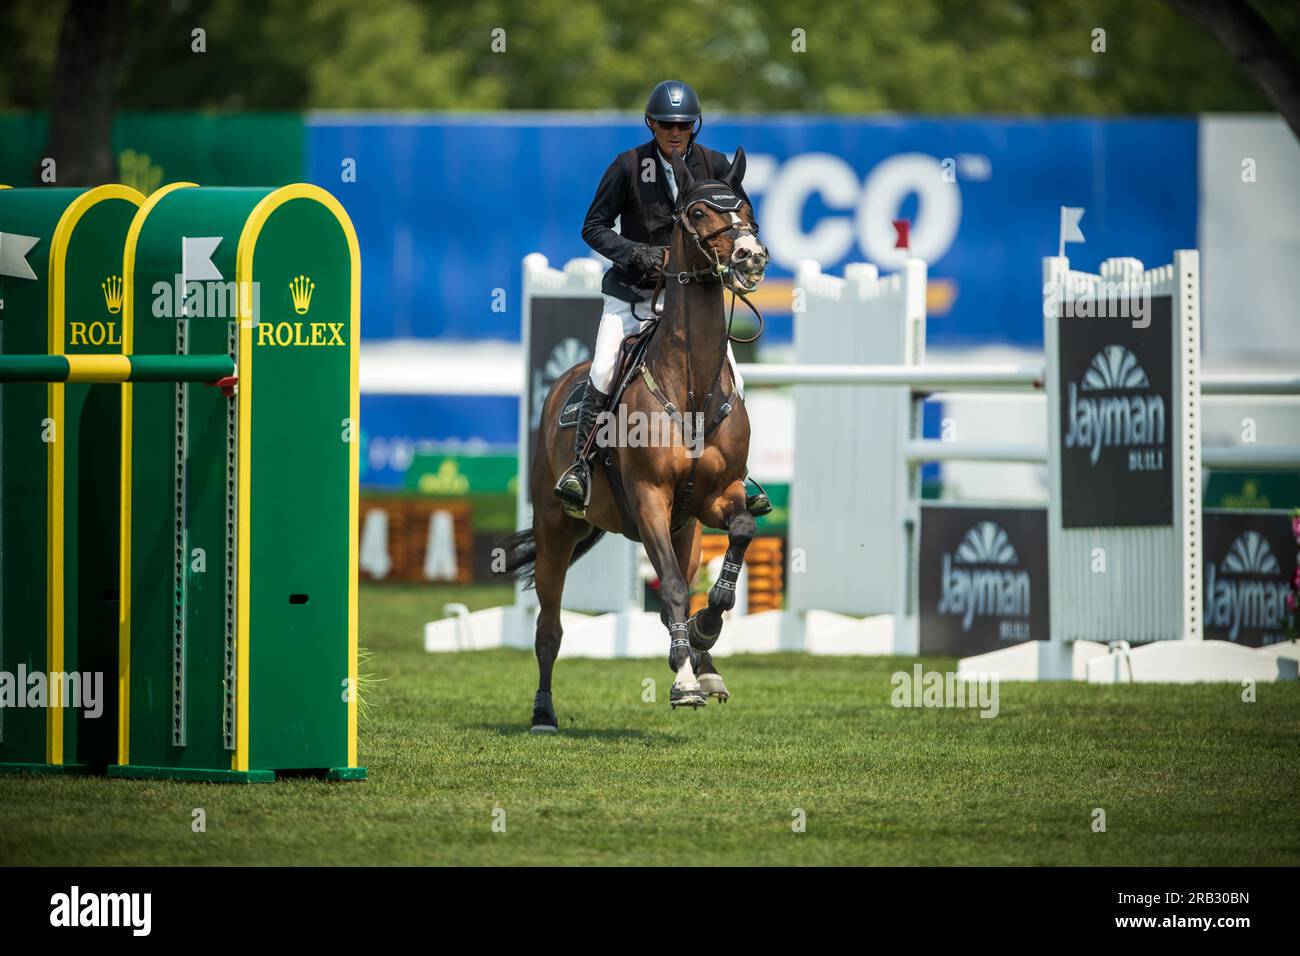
[500,525,606,589]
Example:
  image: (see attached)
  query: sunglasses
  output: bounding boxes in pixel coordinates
[654,121,695,132]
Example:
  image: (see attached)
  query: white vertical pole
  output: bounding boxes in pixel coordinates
[1174,250,1204,641]
[893,258,928,654]
[1042,254,1074,676]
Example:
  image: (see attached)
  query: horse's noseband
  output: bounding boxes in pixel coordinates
[676,184,768,287]
[647,179,767,348]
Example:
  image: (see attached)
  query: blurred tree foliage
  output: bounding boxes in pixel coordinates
[1,0,1295,114]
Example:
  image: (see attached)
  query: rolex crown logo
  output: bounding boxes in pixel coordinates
[101,275,124,315]
[289,274,316,315]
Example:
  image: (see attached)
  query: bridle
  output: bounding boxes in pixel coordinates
[674,182,767,291]
[639,178,769,529]
[648,180,768,344]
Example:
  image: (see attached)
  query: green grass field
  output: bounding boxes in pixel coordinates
[2,582,1298,866]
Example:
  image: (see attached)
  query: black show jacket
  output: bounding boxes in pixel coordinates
[581,139,752,302]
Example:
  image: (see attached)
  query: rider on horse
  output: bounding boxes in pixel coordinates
[554,79,771,518]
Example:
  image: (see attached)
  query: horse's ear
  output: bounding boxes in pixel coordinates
[723,147,747,190]
[671,150,695,199]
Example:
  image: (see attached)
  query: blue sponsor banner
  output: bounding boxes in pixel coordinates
[360,393,517,486]
[310,115,1197,347]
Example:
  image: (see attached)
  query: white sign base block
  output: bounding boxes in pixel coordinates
[424,605,1300,683]
[423,605,913,657]
[559,611,671,658]
[957,640,1106,681]
[674,610,902,656]
[423,604,586,652]
[1085,640,1300,683]
[1258,640,1300,664]
[956,637,1298,683]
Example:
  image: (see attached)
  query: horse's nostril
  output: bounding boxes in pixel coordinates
[733,248,750,260]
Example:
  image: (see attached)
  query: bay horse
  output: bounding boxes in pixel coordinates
[504,147,769,731]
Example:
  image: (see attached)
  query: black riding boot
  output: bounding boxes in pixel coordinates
[554,382,608,517]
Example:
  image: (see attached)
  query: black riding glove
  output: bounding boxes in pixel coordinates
[629,244,668,277]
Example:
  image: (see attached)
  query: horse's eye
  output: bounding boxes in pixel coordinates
[692,208,704,219]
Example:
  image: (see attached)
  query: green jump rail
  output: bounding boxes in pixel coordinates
[0,354,235,383]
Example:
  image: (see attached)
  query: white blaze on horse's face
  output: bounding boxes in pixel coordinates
[727,214,768,291]
[687,198,768,291]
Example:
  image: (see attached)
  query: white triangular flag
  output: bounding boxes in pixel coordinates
[1059,207,1085,258]
[181,236,224,317]
[0,231,40,280]
[182,236,224,283]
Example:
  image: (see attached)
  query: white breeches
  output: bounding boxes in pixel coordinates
[587,294,745,397]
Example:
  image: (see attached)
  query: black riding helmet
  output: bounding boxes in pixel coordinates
[645,80,702,139]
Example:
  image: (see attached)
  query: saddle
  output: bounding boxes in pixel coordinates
[557,321,658,430]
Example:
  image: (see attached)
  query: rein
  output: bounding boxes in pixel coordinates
[626,180,764,530]
[647,184,768,348]
[675,186,766,417]
[646,257,765,346]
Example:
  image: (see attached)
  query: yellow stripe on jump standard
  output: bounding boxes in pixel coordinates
[64,355,132,382]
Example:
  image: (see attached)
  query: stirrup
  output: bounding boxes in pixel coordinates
[554,461,592,517]
[744,474,772,517]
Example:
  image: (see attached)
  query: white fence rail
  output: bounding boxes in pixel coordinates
[740,363,1045,390]
[427,250,1299,681]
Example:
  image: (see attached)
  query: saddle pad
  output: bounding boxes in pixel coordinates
[557,380,587,428]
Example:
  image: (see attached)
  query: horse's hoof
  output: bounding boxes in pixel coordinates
[698,673,729,702]
[688,612,720,652]
[670,685,708,709]
[531,691,557,733]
